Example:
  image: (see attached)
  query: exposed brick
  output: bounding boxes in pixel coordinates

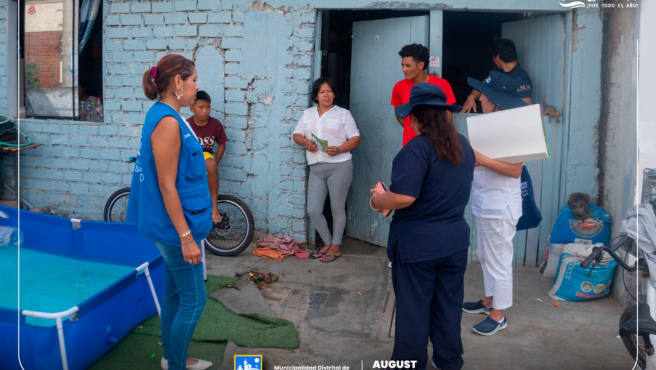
[144,14,164,25]
[225,77,248,89]
[108,27,130,39]
[110,3,130,13]
[111,51,134,63]
[123,101,143,112]
[106,15,120,26]
[130,2,152,12]
[146,39,168,50]
[175,0,197,11]
[224,117,247,129]
[106,76,123,87]
[199,25,222,37]
[121,14,142,26]
[197,0,220,10]
[225,63,240,75]
[293,68,312,80]
[169,38,187,50]
[188,13,207,24]
[152,2,174,12]
[153,26,175,38]
[225,103,248,116]
[123,40,145,51]
[208,11,231,24]
[105,40,124,51]
[165,13,188,25]
[134,51,156,63]
[176,25,197,37]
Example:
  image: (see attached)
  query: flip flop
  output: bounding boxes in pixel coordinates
[320,253,341,263]
[309,251,326,259]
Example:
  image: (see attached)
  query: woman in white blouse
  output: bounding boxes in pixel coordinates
[292,77,361,263]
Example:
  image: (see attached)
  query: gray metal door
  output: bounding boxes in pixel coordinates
[459,14,567,266]
[346,16,429,246]
[503,14,567,266]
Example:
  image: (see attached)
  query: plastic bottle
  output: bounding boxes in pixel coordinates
[85,99,92,121]
[96,98,104,122]
[80,101,86,121]
[90,101,97,121]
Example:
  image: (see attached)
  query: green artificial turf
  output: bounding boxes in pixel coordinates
[88,333,226,370]
[89,275,299,369]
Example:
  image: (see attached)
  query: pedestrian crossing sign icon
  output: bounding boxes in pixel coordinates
[234,355,262,370]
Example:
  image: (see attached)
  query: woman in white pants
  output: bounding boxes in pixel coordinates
[462,71,529,336]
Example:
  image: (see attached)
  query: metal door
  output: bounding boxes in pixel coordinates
[503,14,566,266]
[346,16,429,246]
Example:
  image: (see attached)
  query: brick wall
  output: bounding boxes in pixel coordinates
[0,0,8,113]
[14,1,317,243]
[24,31,64,89]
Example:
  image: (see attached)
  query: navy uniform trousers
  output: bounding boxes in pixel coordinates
[391,247,468,370]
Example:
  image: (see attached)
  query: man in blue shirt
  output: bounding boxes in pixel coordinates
[460,39,533,113]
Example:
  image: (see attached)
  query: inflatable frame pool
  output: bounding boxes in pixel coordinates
[0,205,164,370]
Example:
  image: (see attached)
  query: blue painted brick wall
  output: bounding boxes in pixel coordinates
[11,1,317,243]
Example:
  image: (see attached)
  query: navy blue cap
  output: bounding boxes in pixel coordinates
[467,71,529,110]
[395,83,462,119]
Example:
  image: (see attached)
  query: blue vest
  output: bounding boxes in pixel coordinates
[127,102,212,245]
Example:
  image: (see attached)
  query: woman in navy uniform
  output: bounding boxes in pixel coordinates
[370,83,475,370]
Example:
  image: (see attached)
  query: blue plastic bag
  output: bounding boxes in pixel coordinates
[516,166,542,230]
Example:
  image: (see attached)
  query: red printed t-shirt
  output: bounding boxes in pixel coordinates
[391,75,456,146]
[186,116,228,153]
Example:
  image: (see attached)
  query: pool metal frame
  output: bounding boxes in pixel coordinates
[20,262,161,370]
[0,205,166,370]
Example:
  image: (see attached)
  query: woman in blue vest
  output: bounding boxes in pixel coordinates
[461,71,528,336]
[370,83,475,370]
[127,54,214,370]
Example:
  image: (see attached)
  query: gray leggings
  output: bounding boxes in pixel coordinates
[307,160,353,246]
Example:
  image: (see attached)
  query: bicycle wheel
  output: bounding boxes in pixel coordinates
[204,194,254,256]
[104,187,131,222]
[620,305,647,369]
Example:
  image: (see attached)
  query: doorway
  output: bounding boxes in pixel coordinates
[314,10,429,247]
[312,10,568,266]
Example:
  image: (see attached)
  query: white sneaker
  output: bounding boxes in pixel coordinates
[161,357,213,370]
[388,262,392,269]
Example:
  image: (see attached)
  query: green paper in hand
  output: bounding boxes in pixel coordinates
[311,134,328,152]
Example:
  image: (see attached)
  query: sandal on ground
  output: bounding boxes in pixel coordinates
[309,251,326,259]
[320,253,342,263]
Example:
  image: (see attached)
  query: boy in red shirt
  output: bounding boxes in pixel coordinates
[187,91,228,224]
[391,43,456,146]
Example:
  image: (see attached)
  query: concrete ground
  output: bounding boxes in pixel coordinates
[205,237,634,370]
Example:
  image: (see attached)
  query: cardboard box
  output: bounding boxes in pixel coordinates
[466,104,550,164]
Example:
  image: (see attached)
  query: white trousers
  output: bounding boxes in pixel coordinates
[476,208,519,311]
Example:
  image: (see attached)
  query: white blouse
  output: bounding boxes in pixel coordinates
[293,105,360,165]
[471,167,522,220]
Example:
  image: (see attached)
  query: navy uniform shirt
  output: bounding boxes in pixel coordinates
[493,63,532,99]
[387,134,476,264]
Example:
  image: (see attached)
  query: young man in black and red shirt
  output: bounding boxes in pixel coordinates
[187,91,228,224]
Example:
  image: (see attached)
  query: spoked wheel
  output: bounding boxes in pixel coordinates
[620,305,648,369]
[104,187,131,222]
[204,194,254,256]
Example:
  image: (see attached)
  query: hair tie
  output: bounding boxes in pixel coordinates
[151,66,158,79]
